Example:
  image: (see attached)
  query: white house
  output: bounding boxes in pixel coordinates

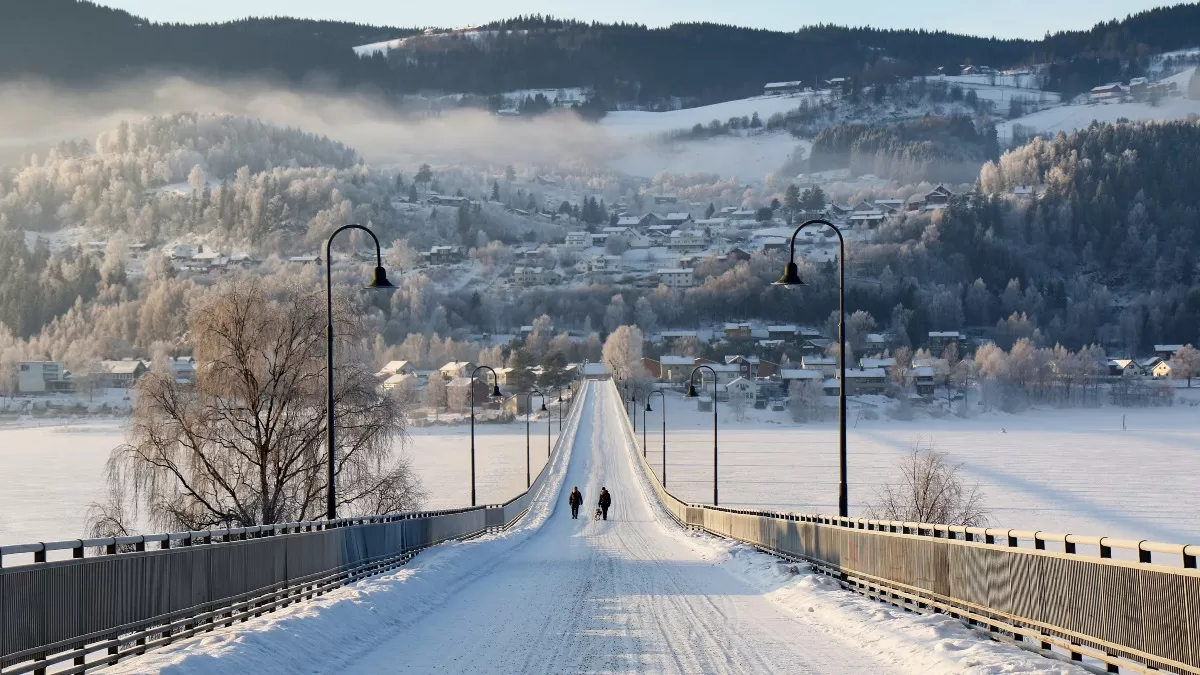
[1090,84,1124,102]
[763,80,804,95]
[780,369,823,386]
[615,216,642,228]
[440,361,475,379]
[657,268,695,289]
[381,372,417,392]
[18,361,67,394]
[564,232,590,248]
[513,266,550,285]
[661,212,693,227]
[705,363,742,385]
[800,355,838,377]
[169,357,197,384]
[376,360,414,378]
[667,230,708,253]
[1152,361,1174,379]
[657,356,696,383]
[726,376,757,404]
[99,360,148,389]
[859,357,896,372]
[602,226,635,238]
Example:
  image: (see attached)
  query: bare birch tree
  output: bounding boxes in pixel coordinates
[88,276,423,534]
[868,439,989,527]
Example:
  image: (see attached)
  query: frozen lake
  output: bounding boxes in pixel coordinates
[640,391,1200,545]
[3,396,1199,548]
[0,417,560,547]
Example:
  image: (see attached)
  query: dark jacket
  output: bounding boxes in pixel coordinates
[568,490,583,507]
[598,490,611,508]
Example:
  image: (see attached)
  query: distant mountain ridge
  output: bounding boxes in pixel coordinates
[2,1,1199,107]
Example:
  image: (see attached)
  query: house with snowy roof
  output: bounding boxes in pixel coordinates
[763,80,804,95]
[661,213,694,227]
[667,230,708,253]
[376,360,414,378]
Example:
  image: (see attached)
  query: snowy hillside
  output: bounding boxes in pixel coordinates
[999,68,1200,141]
[598,93,821,180]
[353,38,406,57]
[602,93,825,138]
[934,75,1060,104]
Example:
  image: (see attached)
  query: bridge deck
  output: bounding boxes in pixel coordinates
[336,381,894,674]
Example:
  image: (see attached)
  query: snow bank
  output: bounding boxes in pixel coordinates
[712,541,1081,674]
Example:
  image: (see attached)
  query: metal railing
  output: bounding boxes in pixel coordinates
[0,387,586,675]
[612,381,1200,675]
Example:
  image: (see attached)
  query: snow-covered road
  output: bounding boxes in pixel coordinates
[339,381,891,674]
[105,381,1081,674]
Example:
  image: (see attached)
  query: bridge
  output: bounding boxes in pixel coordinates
[2,381,1198,674]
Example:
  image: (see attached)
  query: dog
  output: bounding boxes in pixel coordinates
[593,507,603,521]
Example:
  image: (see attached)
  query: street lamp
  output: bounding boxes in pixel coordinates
[646,390,667,486]
[525,389,547,487]
[325,223,394,521]
[773,218,849,518]
[469,365,504,506]
[630,386,649,454]
[686,365,719,506]
[557,389,565,432]
[629,387,641,433]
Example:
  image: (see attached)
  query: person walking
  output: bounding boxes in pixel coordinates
[568,486,583,519]
[598,487,612,521]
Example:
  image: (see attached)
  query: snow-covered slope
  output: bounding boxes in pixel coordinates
[602,93,823,138]
[999,74,1200,142]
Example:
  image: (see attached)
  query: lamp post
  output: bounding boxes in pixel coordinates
[629,386,640,433]
[470,365,503,506]
[686,365,719,506]
[557,389,565,432]
[525,389,547,488]
[646,390,667,486]
[773,218,849,518]
[325,224,394,521]
[631,386,649,455]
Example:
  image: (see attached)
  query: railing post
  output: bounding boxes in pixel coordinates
[1138,546,1151,564]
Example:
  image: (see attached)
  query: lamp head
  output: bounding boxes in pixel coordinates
[644,401,653,412]
[490,383,503,398]
[540,401,548,412]
[686,383,699,398]
[772,260,803,287]
[367,265,395,289]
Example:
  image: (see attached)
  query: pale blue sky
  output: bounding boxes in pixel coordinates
[96,0,1172,40]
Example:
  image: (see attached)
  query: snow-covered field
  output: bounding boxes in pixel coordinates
[644,391,1200,545]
